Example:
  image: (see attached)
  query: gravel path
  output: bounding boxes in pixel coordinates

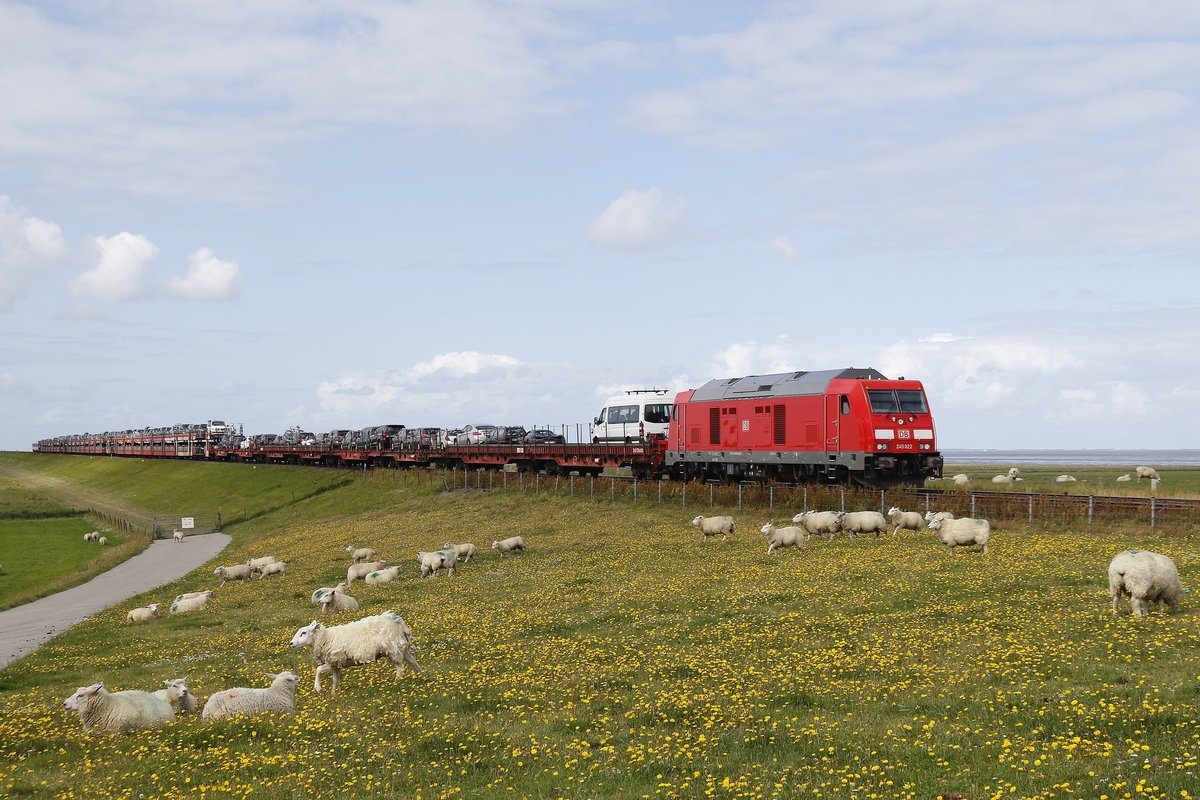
[0,532,230,669]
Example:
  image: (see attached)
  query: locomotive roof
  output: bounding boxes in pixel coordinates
[691,368,888,402]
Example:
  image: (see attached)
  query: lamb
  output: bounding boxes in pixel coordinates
[311,582,350,604]
[364,565,403,584]
[63,682,175,734]
[759,522,804,554]
[320,588,360,614]
[442,541,478,563]
[886,507,924,535]
[924,510,955,529]
[1055,475,1077,483]
[417,549,458,578]
[345,545,377,563]
[255,561,287,578]
[1108,549,1183,617]
[347,559,387,584]
[951,474,970,486]
[289,611,422,694]
[791,510,841,538]
[1135,466,1161,481]
[928,517,990,555]
[201,672,300,722]
[213,564,252,586]
[492,535,527,554]
[172,528,184,543]
[247,555,280,573]
[153,677,197,715]
[98,536,108,545]
[836,510,888,537]
[126,603,160,623]
[170,590,215,614]
[690,515,735,541]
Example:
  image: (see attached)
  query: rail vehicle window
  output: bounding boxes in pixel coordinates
[840,395,850,415]
[607,405,638,424]
[644,404,671,424]
[867,390,899,413]
[896,390,929,414]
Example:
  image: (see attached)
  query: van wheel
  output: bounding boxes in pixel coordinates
[624,437,632,444]
[592,437,599,444]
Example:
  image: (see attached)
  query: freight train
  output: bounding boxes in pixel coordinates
[34,367,942,486]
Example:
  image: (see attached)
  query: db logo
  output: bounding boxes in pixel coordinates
[897,429,911,439]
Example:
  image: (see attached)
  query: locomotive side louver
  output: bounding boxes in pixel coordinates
[709,407,720,445]
[773,404,786,445]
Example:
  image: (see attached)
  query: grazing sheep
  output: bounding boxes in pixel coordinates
[886,507,924,535]
[928,517,990,555]
[172,529,184,543]
[759,522,804,554]
[345,545,377,563]
[84,531,100,542]
[98,536,108,545]
[320,588,360,614]
[347,559,387,584]
[492,536,527,554]
[255,561,287,578]
[63,682,175,734]
[311,582,350,604]
[126,603,160,623]
[170,590,215,614]
[153,677,197,715]
[1055,475,1077,483]
[213,564,252,586]
[836,510,888,538]
[442,541,478,563]
[1108,550,1183,617]
[289,611,422,694]
[924,510,955,529]
[1135,466,1161,481]
[1116,474,1132,482]
[247,555,280,573]
[791,510,841,538]
[951,474,970,486]
[690,515,735,541]
[364,565,403,585]
[416,549,458,578]
[202,672,300,722]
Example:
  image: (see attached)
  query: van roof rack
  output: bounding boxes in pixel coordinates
[624,388,669,395]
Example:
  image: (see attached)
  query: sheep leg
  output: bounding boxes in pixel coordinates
[1131,595,1147,618]
[1111,591,1122,616]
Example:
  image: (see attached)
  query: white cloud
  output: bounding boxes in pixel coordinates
[587,188,687,253]
[164,248,241,301]
[919,332,967,343]
[772,235,799,260]
[0,197,67,311]
[70,233,159,303]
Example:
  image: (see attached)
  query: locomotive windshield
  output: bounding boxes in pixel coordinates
[896,390,929,414]
[868,389,929,414]
[867,390,899,413]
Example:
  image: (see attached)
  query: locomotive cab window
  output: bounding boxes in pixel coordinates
[867,389,900,414]
[840,395,850,415]
[896,390,928,414]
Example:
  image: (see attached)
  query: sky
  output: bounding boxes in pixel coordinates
[2,0,1198,452]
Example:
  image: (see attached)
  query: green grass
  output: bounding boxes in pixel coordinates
[941,462,1200,497]
[0,474,82,520]
[0,455,1197,800]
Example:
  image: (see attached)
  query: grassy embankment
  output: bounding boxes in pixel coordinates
[0,454,1197,800]
[942,463,1200,497]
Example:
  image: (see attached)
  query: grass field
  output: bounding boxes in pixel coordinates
[0,456,1197,800]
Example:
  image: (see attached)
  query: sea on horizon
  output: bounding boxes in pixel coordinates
[941,449,1200,466]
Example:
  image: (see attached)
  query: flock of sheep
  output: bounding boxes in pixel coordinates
[65,534,533,733]
[941,465,1163,486]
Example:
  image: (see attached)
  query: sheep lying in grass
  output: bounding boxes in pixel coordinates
[417,549,458,578]
[837,510,887,537]
[170,590,215,614]
[690,515,735,541]
[348,559,387,584]
[1055,475,1077,483]
[1116,474,1132,482]
[345,545,376,563]
[364,565,403,585]
[290,611,422,694]
[442,541,478,563]
[1135,466,1161,481]
[492,536,527,555]
[792,510,841,538]
[928,517,990,555]
[201,672,299,722]
[759,522,804,554]
[153,677,197,715]
[886,507,924,535]
[951,474,970,486]
[255,561,286,578]
[320,588,360,614]
[126,603,160,623]
[311,582,350,604]
[172,529,184,543]
[63,682,175,734]
[213,564,252,587]
[1108,550,1183,617]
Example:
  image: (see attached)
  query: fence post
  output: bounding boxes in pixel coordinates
[879,490,885,513]
[738,483,743,510]
[1088,495,1093,529]
[682,480,686,507]
[840,489,845,512]
[769,485,774,510]
[1151,496,1156,532]
[709,483,714,508]
[803,487,808,512]
[971,493,976,517]
[611,478,616,503]
[1028,495,1033,530]
[658,480,662,504]
[633,478,638,504]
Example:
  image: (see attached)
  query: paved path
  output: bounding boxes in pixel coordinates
[0,532,230,669]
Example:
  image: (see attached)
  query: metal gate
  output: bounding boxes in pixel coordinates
[151,512,222,539]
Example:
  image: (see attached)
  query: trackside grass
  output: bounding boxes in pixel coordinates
[0,458,1196,800]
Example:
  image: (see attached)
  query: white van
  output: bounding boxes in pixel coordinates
[592,390,672,444]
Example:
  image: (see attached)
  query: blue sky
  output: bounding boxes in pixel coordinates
[2,0,1198,451]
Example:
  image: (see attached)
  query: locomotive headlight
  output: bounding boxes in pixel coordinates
[876,443,888,450]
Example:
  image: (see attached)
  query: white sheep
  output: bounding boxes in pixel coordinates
[98,536,108,545]
[1055,475,1077,483]
[364,565,403,584]
[1108,549,1183,617]
[172,529,184,543]
[928,517,990,555]
[320,588,360,614]
[416,549,458,578]
[991,474,1014,485]
[791,510,841,538]
[492,536,527,554]
[1116,474,1132,482]
[63,682,175,734]
[170,590,215,614]
[126,603,160,623]
[247,555,280,573]
[759,522,804,554]
[1135,466,1161,481]
[347,559,387,584]
[213,564,252,586]
[153,677,197,715]
[924,510,955,529]
[173,590,214,602]
[442,541,478,563]
[1008,467,1020,478]
[84,531,100,542]
[311,582,350,604]
[690,515,735,541]
[951,474,970,486]
[886,507,924,535]
[201,672,300,722]
[289,611,422,694]
[255,561,287,578]
[345,545,377,563]
[836,510,888,538]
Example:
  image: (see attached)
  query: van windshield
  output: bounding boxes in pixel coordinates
[607,405,638,424]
